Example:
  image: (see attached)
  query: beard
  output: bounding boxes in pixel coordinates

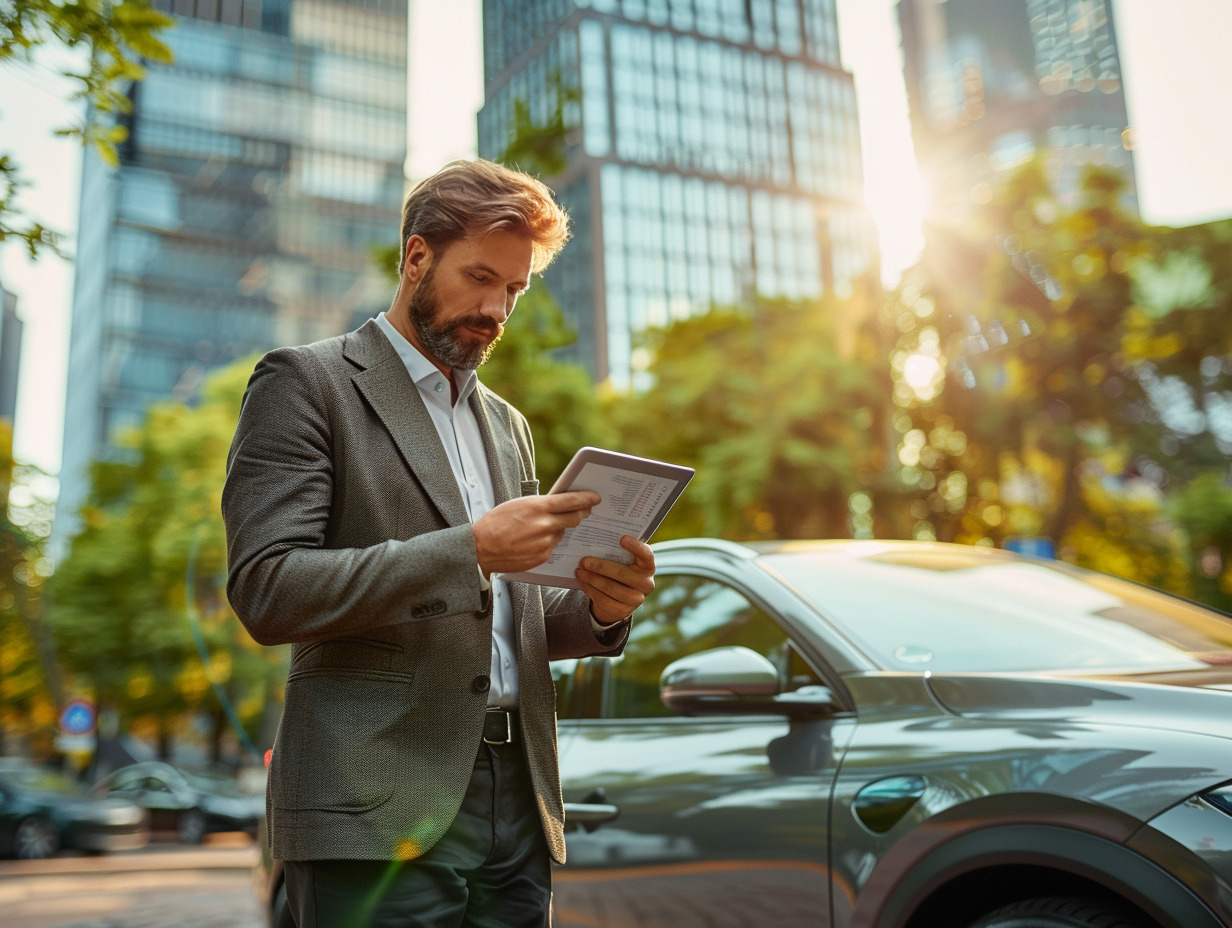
[407,264,503,370]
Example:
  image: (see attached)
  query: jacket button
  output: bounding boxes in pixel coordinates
[472,675,490,694]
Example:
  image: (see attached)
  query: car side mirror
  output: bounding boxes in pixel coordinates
[660,646,835,718]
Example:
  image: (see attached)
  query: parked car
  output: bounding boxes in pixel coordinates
[255,539,1232,928]
[92,761,264,844]
[551,539,1232,928]
[0,758,148,858]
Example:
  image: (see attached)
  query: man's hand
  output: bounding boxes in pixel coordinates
[473,491,600,577]
[576,535,656,626]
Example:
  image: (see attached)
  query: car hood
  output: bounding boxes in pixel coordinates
[927,668,1232,741]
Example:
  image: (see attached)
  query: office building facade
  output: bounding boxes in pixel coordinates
[0,275,22,426]
[898,0,1136,216]
[478,0,871,387]
[56,0,407,553]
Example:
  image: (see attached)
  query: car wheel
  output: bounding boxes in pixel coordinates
[969,896,1155,928]
[177,809,207,845]
[14,816,60,859]
[273,880,295,928]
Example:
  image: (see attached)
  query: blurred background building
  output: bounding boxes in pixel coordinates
[0,274,22,426]
[477,0,873,387]
[898,0,1137,220]
[53,0,408,555]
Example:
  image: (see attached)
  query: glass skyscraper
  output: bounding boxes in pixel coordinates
[55,0,407,554]
[478,0,870,388]
[898,0,1136,216]
[0,275,21,426]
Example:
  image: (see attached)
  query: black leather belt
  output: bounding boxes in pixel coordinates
[483,707,516,745]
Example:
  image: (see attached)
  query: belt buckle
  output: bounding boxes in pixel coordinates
[484,708,512,745]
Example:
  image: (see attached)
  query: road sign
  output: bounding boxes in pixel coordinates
[54,733,98,754]
[59,698,97,736]
[1004,536,1056,559]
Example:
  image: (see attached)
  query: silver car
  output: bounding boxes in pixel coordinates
[551,539,1232,928]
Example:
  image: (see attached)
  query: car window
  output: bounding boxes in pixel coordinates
[761,552,1232,673]
[601,573,819,720]
[107,770,144,792]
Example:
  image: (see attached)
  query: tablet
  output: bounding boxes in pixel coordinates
[501,447,694,588]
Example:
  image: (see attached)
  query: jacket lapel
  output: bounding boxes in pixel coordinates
[469,385,541,634]
[469,386,520,507]
[344,320,469,528]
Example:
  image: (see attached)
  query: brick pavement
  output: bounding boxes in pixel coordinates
[0,844,265,928]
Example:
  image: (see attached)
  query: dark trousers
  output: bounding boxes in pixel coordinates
[283,740,552,928]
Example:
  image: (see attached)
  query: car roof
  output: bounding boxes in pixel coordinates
[652,537,1022,566]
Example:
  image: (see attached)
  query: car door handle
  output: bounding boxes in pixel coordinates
[563,799,620,833]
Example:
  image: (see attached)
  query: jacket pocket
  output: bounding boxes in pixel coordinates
[295,635,405,663]
[272,668,415,813]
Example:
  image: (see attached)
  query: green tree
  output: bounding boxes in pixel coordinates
[0,422,63,754]
[884,160,1232,598]
[1,0,173,255]
[49,358,281,762]
[1172,473,1232,615]
[609,289,897,541]
[888,163,1153,543]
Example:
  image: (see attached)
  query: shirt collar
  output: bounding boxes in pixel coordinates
[374,312,479,405]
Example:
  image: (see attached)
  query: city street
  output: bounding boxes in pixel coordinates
[0,839,264,928]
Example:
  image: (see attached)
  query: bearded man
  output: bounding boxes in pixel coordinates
[222,160,655,928]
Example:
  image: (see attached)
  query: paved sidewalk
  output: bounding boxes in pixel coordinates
[0,845,258,878]
[0,843,265,928]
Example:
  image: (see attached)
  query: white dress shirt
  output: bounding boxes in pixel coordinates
[374,312,519,707]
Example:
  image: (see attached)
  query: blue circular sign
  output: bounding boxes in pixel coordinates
[59,699,97,736]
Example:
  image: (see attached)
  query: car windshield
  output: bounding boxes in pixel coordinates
[759,547,1232,674]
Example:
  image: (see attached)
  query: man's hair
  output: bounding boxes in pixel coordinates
[398,159,570,276]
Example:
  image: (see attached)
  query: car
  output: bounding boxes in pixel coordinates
[550,539,1232,928]
[92,761,264,844]
[253,539,1232,928]
[0,758,149,858]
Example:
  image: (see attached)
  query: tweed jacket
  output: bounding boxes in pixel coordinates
[222,319,629,863]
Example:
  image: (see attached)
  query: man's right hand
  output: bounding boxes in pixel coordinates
[473,491,600,577]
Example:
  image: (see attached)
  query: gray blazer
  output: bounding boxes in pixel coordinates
[222,319,628,863]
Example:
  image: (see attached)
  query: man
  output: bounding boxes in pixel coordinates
[222,159,655,927]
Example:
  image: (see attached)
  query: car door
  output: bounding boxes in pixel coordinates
[554,569,854,928]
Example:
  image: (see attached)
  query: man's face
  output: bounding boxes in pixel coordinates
[403,228,533,372]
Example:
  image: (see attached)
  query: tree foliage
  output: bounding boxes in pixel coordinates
[0,422,62,753]
[608,287,900,540]
[1,0,173,255]
[48,359,281,760]
[884,159,1232,599]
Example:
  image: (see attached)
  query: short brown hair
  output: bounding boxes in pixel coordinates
[398,159,570,275]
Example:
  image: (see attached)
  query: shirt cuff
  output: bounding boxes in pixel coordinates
[589,609,628,645]
[477,565,492,592]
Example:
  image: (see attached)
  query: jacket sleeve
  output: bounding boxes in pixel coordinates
[222,346,485,646]
[542,587,631,660]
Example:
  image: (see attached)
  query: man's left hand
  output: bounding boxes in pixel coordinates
[575,536,656,626]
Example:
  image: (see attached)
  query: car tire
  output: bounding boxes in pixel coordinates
[13,816,60,859]
[177,809,207,845]
[968,895,1156,928]
[273,880,295,928]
